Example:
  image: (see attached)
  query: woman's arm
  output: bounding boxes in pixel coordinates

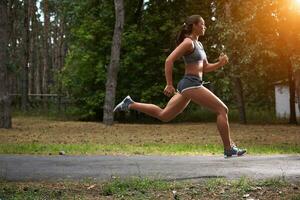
[203,53,228,73]
[165,38,194,85]
[203,59,223,73]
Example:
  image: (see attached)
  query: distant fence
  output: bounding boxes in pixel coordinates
[9,93,72,112]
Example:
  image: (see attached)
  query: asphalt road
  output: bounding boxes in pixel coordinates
[0,154,299,182]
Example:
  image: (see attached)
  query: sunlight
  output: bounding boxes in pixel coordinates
[291,0,300,11]
[288,0,300,14]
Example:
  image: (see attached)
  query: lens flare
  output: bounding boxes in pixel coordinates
[294,0,300,8]
[290,0,300,12]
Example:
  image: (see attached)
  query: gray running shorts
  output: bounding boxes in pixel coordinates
[176,74,204,94]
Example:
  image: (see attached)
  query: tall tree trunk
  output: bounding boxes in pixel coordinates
[28,0,35,95]
[10,0,18,96]
[103,0,124,125]
[231,75,247,124]
[287,58,297,124]
[0,0,12,128]
[295,69,300,116]
[42,0,50,108]
[133,0,144,27]
[33,2,41,97]
[7,0,15,95]
[21,0,29,111]
[58,15,66,112]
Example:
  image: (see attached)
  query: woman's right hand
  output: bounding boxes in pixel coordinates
[163,84,176,97]
[218,52,229,66]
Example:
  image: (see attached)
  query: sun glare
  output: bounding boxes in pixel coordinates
[290,0,300,12]
[294,0,300,7]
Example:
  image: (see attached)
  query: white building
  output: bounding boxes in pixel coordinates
[274,78,300,118]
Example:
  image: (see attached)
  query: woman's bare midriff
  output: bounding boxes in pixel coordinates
[184,61,204,79]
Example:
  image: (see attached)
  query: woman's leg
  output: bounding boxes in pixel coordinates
[180,86,233,150]
[128,92,191,122]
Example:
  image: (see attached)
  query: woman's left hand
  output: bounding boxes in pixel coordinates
[218,52,229,66]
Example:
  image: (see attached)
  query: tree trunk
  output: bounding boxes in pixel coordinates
[295,69,300,117]
[103,0,124,125]
[58,15,66,112]
[231,75,247,124]
[0,0,12,128]
[33,2,41,97]
[10,0,18,96]
[21,0,29,111]
[133,0,144,27]
[28,0,35,95]
[42,0,50,109]
[7,0,15,95]
[287,59,297,124]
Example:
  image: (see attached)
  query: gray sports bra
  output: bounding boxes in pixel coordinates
[182,38,207,65]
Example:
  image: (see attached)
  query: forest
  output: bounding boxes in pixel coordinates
[0,0,300,127]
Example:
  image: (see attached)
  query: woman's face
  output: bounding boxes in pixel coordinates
[193,18,206,36]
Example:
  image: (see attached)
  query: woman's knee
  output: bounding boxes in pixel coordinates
[158,112,172,122]
[158,111,176,122]
[216,105,229,115]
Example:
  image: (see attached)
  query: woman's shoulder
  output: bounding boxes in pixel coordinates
[181,37,195,49]
[182,37,194,43]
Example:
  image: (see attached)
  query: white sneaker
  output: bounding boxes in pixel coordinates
[113,95,134,112]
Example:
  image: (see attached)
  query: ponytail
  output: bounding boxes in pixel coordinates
[175,15,202,46]
[175,23,188,46]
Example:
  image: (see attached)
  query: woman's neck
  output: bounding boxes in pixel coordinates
[187,34,199,41]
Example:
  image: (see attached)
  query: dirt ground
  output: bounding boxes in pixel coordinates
[1,178,300,200]
[0,117,299,147]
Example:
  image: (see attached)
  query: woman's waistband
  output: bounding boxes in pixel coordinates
[183,74,202,80]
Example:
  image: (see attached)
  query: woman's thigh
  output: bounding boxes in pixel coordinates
[160,92,191,121]
[181,86,228,114]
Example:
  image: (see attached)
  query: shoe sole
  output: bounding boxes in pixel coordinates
[224,152,247,159]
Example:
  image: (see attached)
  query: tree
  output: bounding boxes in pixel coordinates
[213,0,247,124]
[103,0,125,125]
[21,0,29,111]
[0,0,12,128]
[42,0,50,108]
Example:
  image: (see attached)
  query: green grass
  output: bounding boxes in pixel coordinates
[0,176,299,200]
[100,176,174,197]
[0,143,299,155]
[13,103,295,124]
[0,186,72,200]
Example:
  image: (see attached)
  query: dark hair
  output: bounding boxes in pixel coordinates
[175,15,202,46]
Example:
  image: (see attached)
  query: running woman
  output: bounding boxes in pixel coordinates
[113,15,246,158]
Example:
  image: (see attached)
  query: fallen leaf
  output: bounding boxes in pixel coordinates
[87,184,96,190]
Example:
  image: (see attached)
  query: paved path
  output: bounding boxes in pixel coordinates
[0,154,299,182]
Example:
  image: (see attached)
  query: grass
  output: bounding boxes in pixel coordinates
[0,143,300,155]
[173,104,288,124]
[0,116,299,155]
[0,176,299,199]
[122,103,295,124]
[13,103,295,124]
[100,177,172,197]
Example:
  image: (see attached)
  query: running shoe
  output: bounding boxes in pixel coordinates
[113,95,134,112]
[224,145,247,158]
